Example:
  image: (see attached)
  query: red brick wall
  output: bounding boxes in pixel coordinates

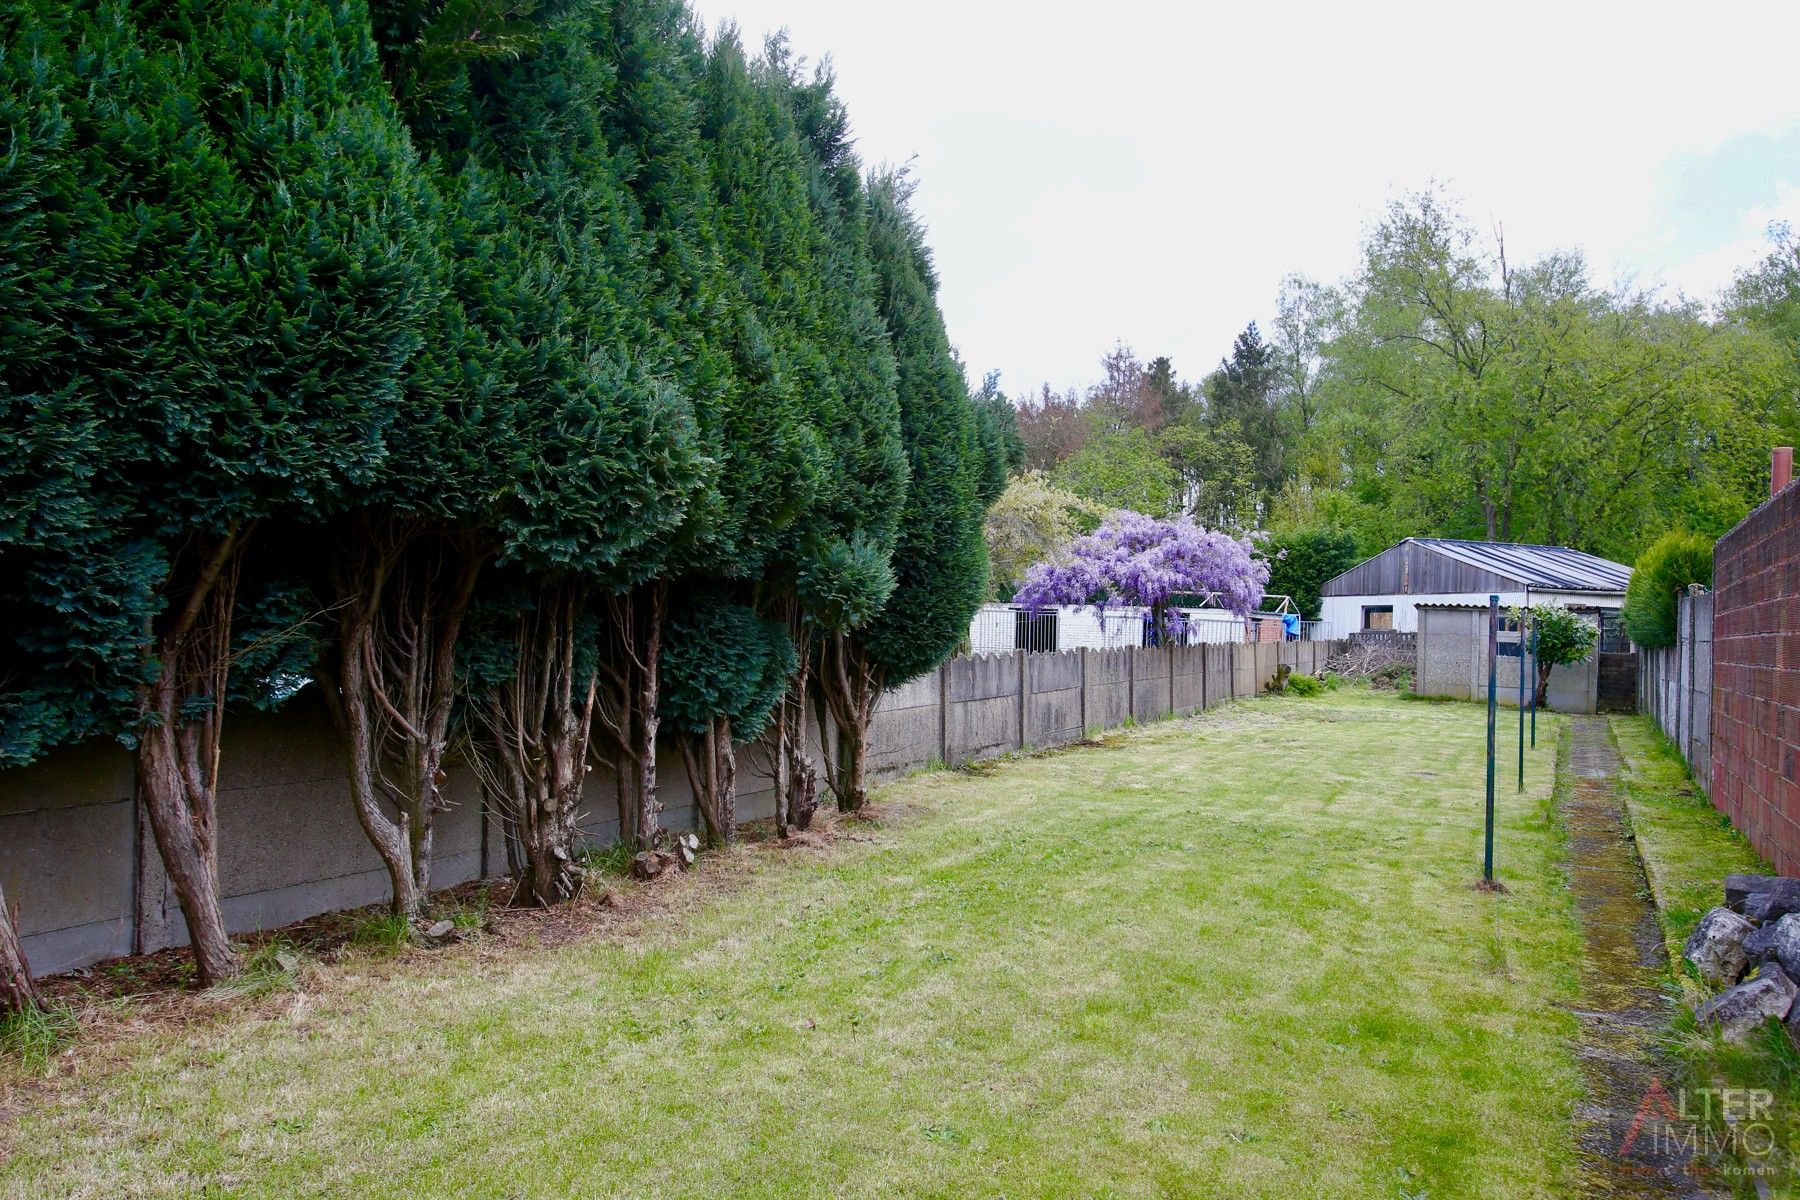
[1712,480,1800,875]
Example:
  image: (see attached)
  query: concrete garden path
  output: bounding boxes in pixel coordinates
[1560,716,1715,1198]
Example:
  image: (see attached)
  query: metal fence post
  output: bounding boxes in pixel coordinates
[1517,613,1526,791]
[1485,594,1498,883]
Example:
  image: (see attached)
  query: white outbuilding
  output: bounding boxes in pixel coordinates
[1317,538,1633,641]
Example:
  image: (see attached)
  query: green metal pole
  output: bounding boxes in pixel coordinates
[1517,613,1526,791]
[1529,628,1538,747]
[1485,594,1498,883]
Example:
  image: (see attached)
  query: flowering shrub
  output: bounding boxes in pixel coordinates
[1012,511,1270,633]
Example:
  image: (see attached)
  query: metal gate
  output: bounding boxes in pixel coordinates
[1597,651,1637,713]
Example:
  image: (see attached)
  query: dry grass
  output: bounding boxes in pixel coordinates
[0,689,1581,1198]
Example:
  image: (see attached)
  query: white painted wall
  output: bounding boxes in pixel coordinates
[1319,589,1626,639]
[969,603,1246,653]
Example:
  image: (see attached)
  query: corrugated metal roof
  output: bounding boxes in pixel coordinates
[1406,538,1631,592]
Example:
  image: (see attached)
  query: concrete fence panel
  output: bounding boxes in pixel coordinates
[943,652,1022,766]
[1131,646,1172,724]
[868,669,943,777]
[1086,647,1133,731]
[1171,644,1205,715]
[1024,651,1084,748]
[3,637,1354,978]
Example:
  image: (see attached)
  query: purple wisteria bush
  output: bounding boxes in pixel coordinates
[1012,511,1270,632]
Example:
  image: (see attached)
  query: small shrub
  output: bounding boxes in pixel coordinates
[1285,673,1325,697]
[579,842,638,879]
[1265,663,1293,694]
[348,911,413,953]
[0,1000,80,1069]
[214,938,305,997]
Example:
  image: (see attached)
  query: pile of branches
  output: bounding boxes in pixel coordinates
[1325,639,1416,683]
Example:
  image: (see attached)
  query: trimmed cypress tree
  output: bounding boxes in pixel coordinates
[818,167,992,811]
[735,43,905,834]
[661,596,795,845]
[0,0,441,981]
[448,0,705,890]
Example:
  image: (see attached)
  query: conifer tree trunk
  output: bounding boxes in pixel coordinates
[324,520,480,919]
[0,882,41,1017]
[134,531,244,988]
[680,715,737,848]
[781,629,819,833]
[817,632,884,813]
[598,583,666,849]
[467,581,594,906]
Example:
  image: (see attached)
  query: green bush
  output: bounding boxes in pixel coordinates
[1622,531,1713,649]
[1285,673,1325,697]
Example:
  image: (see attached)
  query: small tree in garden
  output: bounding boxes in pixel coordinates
[1621,531,1713,649]
[1523,604,1598,708]
[1013,511,1271,632]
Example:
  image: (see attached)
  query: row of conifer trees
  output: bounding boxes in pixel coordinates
[0,0,1014,1003]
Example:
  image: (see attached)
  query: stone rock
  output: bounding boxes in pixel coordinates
[1744,922,1782,965]
[1726,873,1800,911]
[420,919,457,943]
[1772,913,1800,979]
[1684,907,1756,986]
[1696,965,1798,1041]
[1743,885,1800,923]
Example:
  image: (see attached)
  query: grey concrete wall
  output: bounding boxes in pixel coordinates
[1171,645,1205,715]
[1415,606,1599,712]
[1203,644,1231,708]
[4,639,1345,977]
[867,670,942,778]
[1641,587,1713,796]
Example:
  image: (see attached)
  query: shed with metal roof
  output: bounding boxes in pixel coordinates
[1317,538,1632,639]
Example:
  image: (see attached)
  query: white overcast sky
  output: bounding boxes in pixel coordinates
[687,0,1800,394]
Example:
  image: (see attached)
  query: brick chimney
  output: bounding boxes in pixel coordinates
[1776,447,1794,497]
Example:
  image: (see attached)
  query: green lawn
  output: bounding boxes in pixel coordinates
[1,690,1583,1199]
[1611,716,1800,1193]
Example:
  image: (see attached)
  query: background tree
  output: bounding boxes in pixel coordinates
[1523,604,1597,709]
[1051,428,1181,516]
[1014,384,1088,471]
[969,371,1026,505]
[983,473,1107,600]
[1204,323,1284,505]
[1264,529,1361,620]
[1621,531,1714,649]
